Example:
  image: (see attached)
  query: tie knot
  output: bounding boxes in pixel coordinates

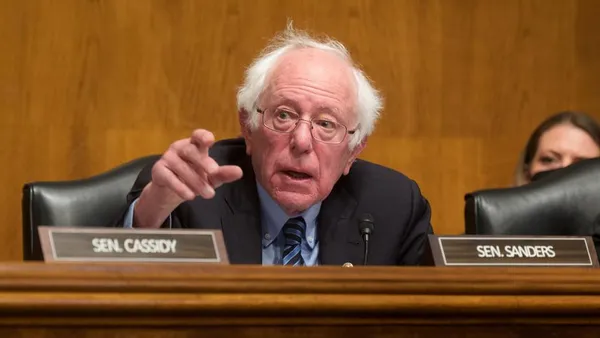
[283,217,306,246]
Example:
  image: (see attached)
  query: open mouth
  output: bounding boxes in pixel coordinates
[283,170,312,180]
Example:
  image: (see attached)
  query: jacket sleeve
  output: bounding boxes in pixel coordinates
[111,161,186,229]
[396,179,434,265]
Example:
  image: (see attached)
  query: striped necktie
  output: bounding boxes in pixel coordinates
[282,217,306,266]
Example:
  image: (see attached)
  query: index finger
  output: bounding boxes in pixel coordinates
[190,129,215,156]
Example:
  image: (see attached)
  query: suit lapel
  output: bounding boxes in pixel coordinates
[318,181,362,266]
[219,148,362,266]
[221,158,263,265]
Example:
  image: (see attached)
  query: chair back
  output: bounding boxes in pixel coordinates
[22,155,159,260]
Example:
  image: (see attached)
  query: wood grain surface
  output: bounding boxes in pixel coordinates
[1,0,599,260]
[0,264,599,336]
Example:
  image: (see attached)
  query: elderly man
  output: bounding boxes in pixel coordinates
[121,27,433,266]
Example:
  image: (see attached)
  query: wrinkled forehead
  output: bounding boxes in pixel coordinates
[262,48,357,115]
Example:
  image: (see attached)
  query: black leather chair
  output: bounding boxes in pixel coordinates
[464,158,600,253]
[22,155,160,261]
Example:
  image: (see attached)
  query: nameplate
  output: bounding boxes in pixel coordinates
[38,227,229,264]
[426,235,598,267]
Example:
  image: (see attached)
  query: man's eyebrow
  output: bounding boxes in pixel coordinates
[315,107,349,124]
[268,98,347,121]
[269,98,301,110]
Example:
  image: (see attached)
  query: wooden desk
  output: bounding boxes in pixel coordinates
[0,263,599,337]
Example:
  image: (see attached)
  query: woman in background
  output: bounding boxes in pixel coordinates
[514,111,600,186]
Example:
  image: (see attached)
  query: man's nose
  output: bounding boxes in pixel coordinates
[290,120,313,153]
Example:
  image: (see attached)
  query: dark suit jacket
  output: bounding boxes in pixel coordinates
[119,138,434,266]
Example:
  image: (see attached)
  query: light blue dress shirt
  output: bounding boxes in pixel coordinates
[123,182,321,266]
[256,183,321,266]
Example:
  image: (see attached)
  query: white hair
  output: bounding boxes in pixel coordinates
[236,24,383,149]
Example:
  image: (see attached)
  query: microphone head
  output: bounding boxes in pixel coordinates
[358,213,375,235]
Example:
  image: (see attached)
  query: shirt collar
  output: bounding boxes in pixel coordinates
[256,181,321,249]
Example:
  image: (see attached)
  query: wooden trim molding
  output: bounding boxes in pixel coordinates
[0,263,599,336]
[0,264,598,322]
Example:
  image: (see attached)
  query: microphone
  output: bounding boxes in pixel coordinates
[358,213,375,265]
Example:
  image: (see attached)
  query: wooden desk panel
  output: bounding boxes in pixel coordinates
[0,263,599,337]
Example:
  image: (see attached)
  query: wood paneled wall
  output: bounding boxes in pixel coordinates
[0,0,599,260]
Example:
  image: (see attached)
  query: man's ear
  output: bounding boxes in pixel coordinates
[343,136,367,175]
[238,109,253,155]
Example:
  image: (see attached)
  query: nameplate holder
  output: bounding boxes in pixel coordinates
[38,226,229,264]
[426,235,599,267]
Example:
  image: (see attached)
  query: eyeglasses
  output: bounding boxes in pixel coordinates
[256,108,357,144]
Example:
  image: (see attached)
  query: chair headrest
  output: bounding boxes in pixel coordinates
[465,157,600,235]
